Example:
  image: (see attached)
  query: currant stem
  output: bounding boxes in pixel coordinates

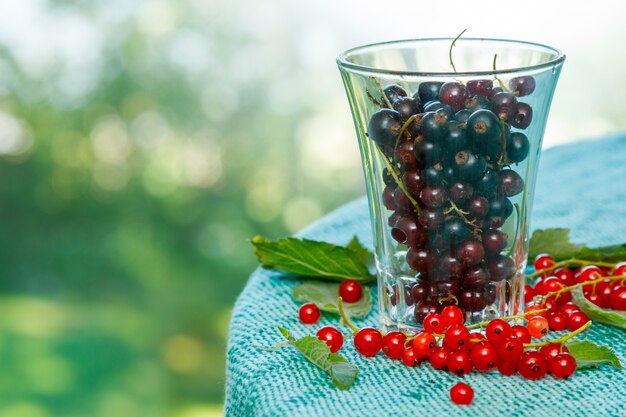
[497,117,509,166]
[526,258,619,280]
[523,320,592,348]
[372,77,393,108]
[445,200,481,232]
[535,274,626,305]
[253,340,290,352]
[449,29,467,73]
[337,296,360,334]
[366,89,383,107]
[492,53,510,92]
[375,145,421,215]
[394,114,418,153]
[466,307,549,329]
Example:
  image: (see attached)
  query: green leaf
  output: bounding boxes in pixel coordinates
[566,340,622,370]
[528,228,626,263]
[528,228,583,261]
[346,236,374,268]
[571,287,626,330]
[277,327,359,390]
[293,282,372,318]
[251,236,376,282]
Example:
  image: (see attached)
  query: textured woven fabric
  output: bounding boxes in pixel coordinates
[226,134,626,417]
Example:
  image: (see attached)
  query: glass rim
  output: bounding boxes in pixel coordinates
[336,37,566,77]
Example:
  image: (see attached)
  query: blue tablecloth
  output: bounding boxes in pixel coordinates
[226,134,626,417]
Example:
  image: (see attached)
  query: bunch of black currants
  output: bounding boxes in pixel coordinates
[367,77,535,323]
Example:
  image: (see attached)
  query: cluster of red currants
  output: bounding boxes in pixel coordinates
[298,280,363,325]
[527,254,626,312]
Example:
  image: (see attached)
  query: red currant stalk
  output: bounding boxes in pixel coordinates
[534,273,626,306]
[465,308,549,330]
[526,258,619,279]
[337,296,361,334]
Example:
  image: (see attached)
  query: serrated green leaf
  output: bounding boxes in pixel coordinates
[571,287,626,330]
[575,244,626,263]
[278,327,358,390]
[528,228,584,261]
[346,236,374,268]
[251,236,376,282]
[566,340,622,370]
[293,282,372,318]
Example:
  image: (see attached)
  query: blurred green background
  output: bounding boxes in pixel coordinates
[1,0,625,416]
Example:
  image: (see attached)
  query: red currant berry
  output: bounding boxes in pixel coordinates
[443,324,470,350]
[539,342,569,360]
[524,305,547,319]
[584,290,610,308]
[354,328,383,357]
[527,317,549,338]
[382,331,407,360]
[447,350,473,376]
[450,382,474,405]
[441,305,465,328]
[596,281,614,305]
[575,265,604,291]
[548,353,577,379]
[497,337,524,362]
[413,331,437,358]
[316,326,343,353]
[547,312,568,331]
[496,359,517,376]
[402,347,421,367]
[610,287,626,310]
[423,313,445,334]
[553,267,575,286]
[612,262,626,277]
[559,303,580,318]
[429,346,450,370]
[470,341,498,371]
[510,325,531,344]
[299,303,320,324]
[517,351,548,380]
[486,319,511,344]
[567,311,590,331]
[534,253,555,276]
[524,284,536,304]
[339,280,363,303]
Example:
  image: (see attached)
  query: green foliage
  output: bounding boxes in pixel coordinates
[529,228,626,262]
[567,340,622,370]
[278,327,359,390]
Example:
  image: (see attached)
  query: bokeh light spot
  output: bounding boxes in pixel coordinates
[162,334,205,374]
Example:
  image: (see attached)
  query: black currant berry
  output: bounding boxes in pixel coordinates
[416,82,444,103]
[442,217,471,244]
[498,169,524,197]
[467,79,494,97]
[383,185,399,210]
[490,92,518,121]
[436,256,464,279]
[487,255,515,282]
[419,109,450,142]
[393,186,414,211]
[488,196,514,220]
[391,215,426,248]
[439,82,469,112]
[458,239,485,266]
[475,169,500,196]
[460,288,488,311]
[424,165,446,186]
[482,229,508,253]
[511,102,533,129]
[411,281,429,304]
[393,96,421,121]
[407,248,436,273]
[368,109,402,148]
[383,84,407,105]
[453,150,487,182]
[465,95,491,113]
[449,181,474,204]
[467,109,501,150]
[382,167,395,185]
[419,209,444,230]
[423,100,453,119]
[443,121,468,153]
[414,301,440,323]
[414,139,443,166]
[395,140,417,170]
[509,76,536,97]
[420,186,448,208]
[453,109,472,123]
[402,170,425,197]
[468,195,489,218]
[507,132,530,163]
[463,265,489,286]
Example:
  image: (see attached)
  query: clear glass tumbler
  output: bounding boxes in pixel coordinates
[337,38,565,332]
